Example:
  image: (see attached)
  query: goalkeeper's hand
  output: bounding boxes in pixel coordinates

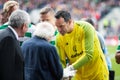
[63,65,77,78]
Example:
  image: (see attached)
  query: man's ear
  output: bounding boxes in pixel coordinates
[20,23,24,30]
[21,23,27,30]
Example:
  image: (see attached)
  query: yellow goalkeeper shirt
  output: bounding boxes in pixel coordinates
[56,21,109,80]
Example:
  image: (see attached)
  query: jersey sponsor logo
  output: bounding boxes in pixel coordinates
[71,51,83,58]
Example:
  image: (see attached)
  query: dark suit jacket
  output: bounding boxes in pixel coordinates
[21,36,63,80]
[0,27,24,80]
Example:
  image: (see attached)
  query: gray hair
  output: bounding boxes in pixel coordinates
[33,22,55,40]
[8,9,30,28]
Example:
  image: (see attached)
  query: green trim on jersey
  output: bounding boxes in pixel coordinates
[50,30,58,45]
[25,32,32,37]
[0,23,8,29]
[117,45,120,50]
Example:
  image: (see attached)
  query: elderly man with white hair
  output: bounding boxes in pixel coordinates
[21,22,63,80]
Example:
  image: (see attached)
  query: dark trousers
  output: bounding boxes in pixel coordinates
[109,70,115,80]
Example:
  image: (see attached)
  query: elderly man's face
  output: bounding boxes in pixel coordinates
[19,23,29,37]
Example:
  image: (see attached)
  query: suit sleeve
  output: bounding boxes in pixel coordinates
[0,36,16,78]
[46,46,63,80]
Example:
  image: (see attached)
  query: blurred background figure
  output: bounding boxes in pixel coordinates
[115,36,120,64]
[21,22,63,80]
[0,0,19,29]
[1,0,19,24]
[39,7,57,45]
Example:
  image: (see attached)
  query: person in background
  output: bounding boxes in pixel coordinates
[39,7,57,45]
[115,41,120,64]
[55,10,109,80]
[0,9,30,80]
[21,22,63,80]
[1,0,19,25]
[0,0,36,45]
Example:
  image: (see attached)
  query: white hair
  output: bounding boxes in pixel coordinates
[33,22,55,40]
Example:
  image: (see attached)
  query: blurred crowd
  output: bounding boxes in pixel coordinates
[0,0,120,20]
[0,0,120,35]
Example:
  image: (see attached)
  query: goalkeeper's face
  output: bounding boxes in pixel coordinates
[55,17,70,35]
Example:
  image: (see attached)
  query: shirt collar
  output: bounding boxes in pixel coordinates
[4,22,9,25]
[8,26,18,40]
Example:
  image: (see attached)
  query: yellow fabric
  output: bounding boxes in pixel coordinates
[56,21,109,80]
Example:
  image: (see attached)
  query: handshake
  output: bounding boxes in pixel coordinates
[63,65,77,78]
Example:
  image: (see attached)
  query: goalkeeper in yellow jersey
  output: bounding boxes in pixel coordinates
[55,10,109,80]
